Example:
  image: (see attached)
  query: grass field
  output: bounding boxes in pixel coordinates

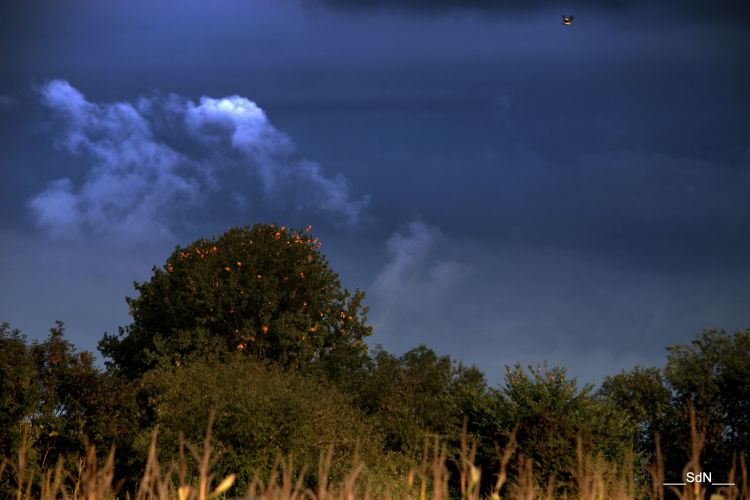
[3,413,747,500]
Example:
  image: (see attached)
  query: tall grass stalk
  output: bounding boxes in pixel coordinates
[2,415,748,499]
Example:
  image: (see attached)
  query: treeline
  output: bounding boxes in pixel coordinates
[1,224,748,497]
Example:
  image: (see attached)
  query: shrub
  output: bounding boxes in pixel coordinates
[139,355,391,493]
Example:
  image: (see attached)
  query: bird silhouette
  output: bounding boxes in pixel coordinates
[561,15,574,26]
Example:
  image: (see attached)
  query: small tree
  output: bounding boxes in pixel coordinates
[350,345,509,495]
[599,366,677,486]
[0,323,37,457]
[664,329,750,476]
[100,224,372,377]
[502,363,634,493]
[0,322,140,496]
[599,366,675,457]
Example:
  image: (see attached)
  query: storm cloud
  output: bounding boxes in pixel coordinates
[318,0,750,18]
[2,0,749,384]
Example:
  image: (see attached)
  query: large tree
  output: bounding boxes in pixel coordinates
[99,224,372,377]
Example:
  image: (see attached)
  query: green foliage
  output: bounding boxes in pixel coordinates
[367,347,455,454]
[664,329,750,475]
[502,363,634,491]
[450,364,511,494]
[0,323,38,457]
[28,321,103,466]
[353,346,466,456]
[100,224,372,378]
[599,367,675,461]
[3,221,749,497]
[0,322,140,496]
[347,346,510,495]
[600,329,750,482]
[139,355,389,493]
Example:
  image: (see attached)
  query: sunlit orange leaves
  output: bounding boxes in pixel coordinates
[190,245,220,259]
[123,223,373,371]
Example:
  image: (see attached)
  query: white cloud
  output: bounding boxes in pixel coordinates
[28,80,369,240]
[294,161,371,228]
[185,95,293,190]
[371,218,471,319]
[29,80,200,242]
[26,179,82,238]
[183,95,368,226]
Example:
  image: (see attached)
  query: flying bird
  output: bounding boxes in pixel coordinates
[561,15,574,26]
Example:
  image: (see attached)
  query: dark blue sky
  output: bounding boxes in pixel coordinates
[1,0,749,385]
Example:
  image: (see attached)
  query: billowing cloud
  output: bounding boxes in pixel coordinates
[371,219,471,343]
[183,95,370,226]
[27,80,369,241]
[26,179,82,238]
[292,161,371,228]
[29,80,200,241]
[184,95,293,190]
[368,225,750,385]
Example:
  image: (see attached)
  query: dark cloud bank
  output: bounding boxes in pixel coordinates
[1,0,749,385]
[317,0,750,18]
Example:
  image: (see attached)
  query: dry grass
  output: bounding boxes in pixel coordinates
[2,412,748,500]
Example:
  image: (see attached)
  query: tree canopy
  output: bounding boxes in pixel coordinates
[140,355,388,492]
[503,363,634,490]
[3,220,749,498]
[600,329,750,482]
[1,322,139,490]
[99,224,372,377]
[665,329,750,475]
